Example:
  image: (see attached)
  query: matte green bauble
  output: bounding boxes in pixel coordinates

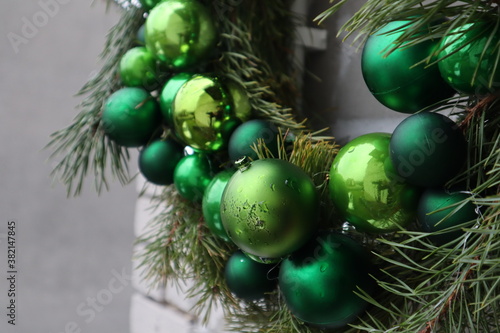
[228,120,279,161]
[173,153,213,202]
[220,158,319,261]
[279,232,374,328]
[159,73,192,127]
[172,75,251,151]
[202,169,235,241]
[329,133,418,233]
[418,189,477,245]
[145,0,217,69]
[102,88,161,147]
[139,139,184,185]
[139,0,163,11]
[225,251,277,301]
[361,21,455,113]
[438,21,500,95]
[119,47,158,89]
[390,112,466,187]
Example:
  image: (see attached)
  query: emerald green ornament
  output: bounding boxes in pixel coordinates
[173,153,213,202]
[139,0,163,11]
[228,120,279,161]
[225,250,277,301]
[418,189,477,245]
[220,158,319,261]
[172,75,251,151]
[102,88,160,147]
[139,139,184,185]
[279,232,374,328]
[361,21,455,113]
[119,47,159,89]
[390,112,466,187]
[145,0,218,69]
[329,133,418,233]
[438,21,500,95]
[202,169,235,241]
[159,73,192,127]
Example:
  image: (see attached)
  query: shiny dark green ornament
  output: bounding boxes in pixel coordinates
[119,47,159,89]
[228,120,279,161]
[224,251,277,301]
[202,169,235,241]
[329,133,418,233]
[102,88,160,147]
[390,112,466,187]
[145,0,217,70]
[279,232,374,328]
[220,158,319,261]
[139,139,184,185]
[361,21,455,113]
[418,189,477,245]
[173,153,213,202]
[139,0,163,11]
[159,73,192,127]
[438,21,500,95]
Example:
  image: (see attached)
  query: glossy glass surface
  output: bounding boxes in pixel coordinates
[139,139,184,185]
[120,47,159,89]
[173,153,213,202]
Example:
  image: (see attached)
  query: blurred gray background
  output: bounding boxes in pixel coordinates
[0,1,405,332]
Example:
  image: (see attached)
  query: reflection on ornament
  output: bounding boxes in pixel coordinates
[173,153,214,202]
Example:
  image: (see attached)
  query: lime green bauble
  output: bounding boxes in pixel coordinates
[329,133,418,233]
[173,153,213,202]
[361,21,455,113]
[159,73,192,127]
[139,0,163,11]
[202,169,235,241]
[220,159,319,261]
[228,120,279,161]
[438,21,500,95]
[172,75,251,151]
[279,232,374,328]
[119,47,159,89]
[390,112,466,187]
[102,88,160,147]
[139,139,184,185]
[225,251,277,301]
[145,0,217,69]
[418,189,478,245]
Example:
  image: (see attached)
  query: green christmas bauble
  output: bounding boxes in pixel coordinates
[390,112,466,187]
[329,133,418,233]
[145,0,217,69]
[102,88,160,147]
[173,153,213,202]
[202,169,235,241]
[159,73,192,127]
[139,139,184,185]
[361,21,455,113]
[228,120,279,161]
[139,0,163,11]
[418,189,477,245]
[279,232,374,328]
[119,47,159,89]
[438,21,500,95]
[224,250,277,301]
[220,158,319,261]
[172,75,251,151]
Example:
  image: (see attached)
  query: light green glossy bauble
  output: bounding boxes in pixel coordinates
[119,47,159,89]
[172,75,251,151]
[228,120,279,161]
[438,21,500,95]
[362,21,455,113]
[138,139,184,185]
[225,251,277,301]
[159,73,192,127]
[329,133,418,233]
[279,232,374,328]
[173,153,213,202]
[202,169,235,241]
[145,0,217,69]
[139,0,163,11]
[220,158,319,261]
[102,88,161,147]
